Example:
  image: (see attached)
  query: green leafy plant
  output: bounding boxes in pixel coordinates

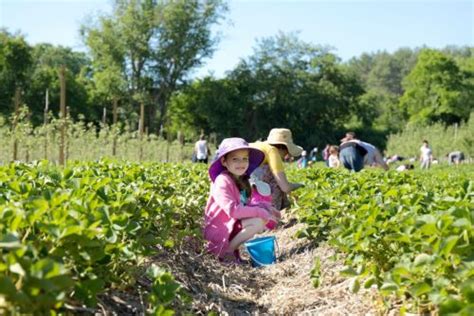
[290,165,474,314]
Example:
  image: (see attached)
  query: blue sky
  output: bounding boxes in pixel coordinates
[1,0,473,78]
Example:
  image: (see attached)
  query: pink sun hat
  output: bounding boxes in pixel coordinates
[209,138,265,182]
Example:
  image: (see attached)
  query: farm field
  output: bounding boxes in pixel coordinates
[0,161,472,314]
[2,1,473,314]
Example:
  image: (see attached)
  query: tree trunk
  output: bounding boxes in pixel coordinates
[156,92,168,135]
[147,103,157,134]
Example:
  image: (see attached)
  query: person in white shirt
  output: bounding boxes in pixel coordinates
[194,134,211,163]
[328,145,340,168]
[396,164,414,172]
[419,140,433,169]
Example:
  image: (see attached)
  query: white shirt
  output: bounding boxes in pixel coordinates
[357,141,376,165]
[420,146,432,161]
[396,165,407,172]
[195,140,208,159]
[328,154,339,168]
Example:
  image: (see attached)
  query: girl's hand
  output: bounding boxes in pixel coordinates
[270,208,281,219]
[261,204,280,219]
[265,209,280,230]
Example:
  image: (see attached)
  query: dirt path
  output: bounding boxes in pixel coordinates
[151,214,382,315]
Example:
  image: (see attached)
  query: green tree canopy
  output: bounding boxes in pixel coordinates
[0,29,32,116]
[169,33,364,147]
[400,49,473,125]
[82,0,227,132]
[24,44,91,124]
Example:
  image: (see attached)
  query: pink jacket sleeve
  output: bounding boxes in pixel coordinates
[212,175,271,220]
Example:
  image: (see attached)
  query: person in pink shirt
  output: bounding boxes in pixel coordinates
[204,138,280,264]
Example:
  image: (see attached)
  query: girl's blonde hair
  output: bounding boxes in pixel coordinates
[329,145,339,155]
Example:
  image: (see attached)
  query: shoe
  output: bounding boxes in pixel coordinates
[218,253,241,265]
[234,249,249,265]
[218,250,249,266]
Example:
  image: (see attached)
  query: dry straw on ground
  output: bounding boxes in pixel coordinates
[151,212,383,315]
[90,212,388,315]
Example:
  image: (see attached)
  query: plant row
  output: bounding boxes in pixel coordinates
[0,112,196,164]
[290,166,474,315]
[0,160,208,314]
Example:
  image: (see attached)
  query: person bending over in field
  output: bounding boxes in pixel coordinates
[204,138,280,265]
[250,128,305,210]
[339,132,388,172]
[447,151,464,165]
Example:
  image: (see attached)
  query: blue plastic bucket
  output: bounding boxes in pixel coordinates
[244,236,278,267]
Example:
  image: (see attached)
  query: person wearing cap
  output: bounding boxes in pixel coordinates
[339,132,388,172]
[250,128,305,210]
[204,138,280,264]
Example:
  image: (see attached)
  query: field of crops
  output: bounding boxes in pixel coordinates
[0,160,208,314]
[0,161,472,314]
[0,117,197,163]
[290,165,474,315]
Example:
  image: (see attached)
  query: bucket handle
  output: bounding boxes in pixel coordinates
[246,237,280,267]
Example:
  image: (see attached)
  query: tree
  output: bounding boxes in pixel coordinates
[82,17,128,124]
[344,48,418,133]
[0,29,32,116]
[367,52,404,96]
[169,33,365,148]
[400,49,473,125]
[24,44,91,124]
[366,48,418,97]
[345,53,374,89]
[82,0,227,132]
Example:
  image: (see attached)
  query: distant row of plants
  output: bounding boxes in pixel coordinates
[386,114,474,159]
[0,160,208,314]
[0,111,197,164]
[290,166,473,314]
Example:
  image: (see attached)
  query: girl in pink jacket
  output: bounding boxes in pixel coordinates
[204,138,280,264]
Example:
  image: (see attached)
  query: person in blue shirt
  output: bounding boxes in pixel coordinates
[297,150,308,168]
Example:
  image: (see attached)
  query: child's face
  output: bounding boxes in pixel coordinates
[221,149,249,177]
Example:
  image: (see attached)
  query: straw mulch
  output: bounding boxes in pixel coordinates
[86,211,391,315]
[147,212,385,315]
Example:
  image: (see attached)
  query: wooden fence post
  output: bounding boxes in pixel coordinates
[178,130,185,161]
[44,89,49,160]
[165,121,172,162]
[139,103,144,161]
[112,98,118,156]
[12,87,20,161]
[454,123,458,141]
[66,106,70,161]
[59,65,66,166]
[25,109,31,162]
[102,107,107,125]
